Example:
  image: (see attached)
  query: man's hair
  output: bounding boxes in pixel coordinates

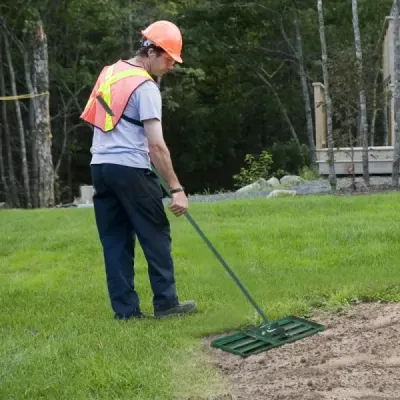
[135,43,165,58]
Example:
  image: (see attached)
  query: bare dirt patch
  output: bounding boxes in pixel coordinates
[205,302,400,400]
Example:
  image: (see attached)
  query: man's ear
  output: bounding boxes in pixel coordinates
[147,48,156,59]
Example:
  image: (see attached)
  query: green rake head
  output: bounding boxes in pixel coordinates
[211,315,324,357]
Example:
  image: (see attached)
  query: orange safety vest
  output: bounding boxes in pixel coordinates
[80,60,155,132]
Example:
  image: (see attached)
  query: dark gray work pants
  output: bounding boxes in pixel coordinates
[91,163,179,318]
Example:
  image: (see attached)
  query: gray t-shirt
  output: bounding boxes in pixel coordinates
[90,80,161,169]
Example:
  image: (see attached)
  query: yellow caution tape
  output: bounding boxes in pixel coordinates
[0,91,49,101]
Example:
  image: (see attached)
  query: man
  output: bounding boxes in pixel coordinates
[80,20,196,320]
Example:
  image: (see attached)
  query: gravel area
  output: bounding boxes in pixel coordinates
[178,176,397,204]
[63,176,398,208]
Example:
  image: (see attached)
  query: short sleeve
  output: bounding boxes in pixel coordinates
[133,81,162,122]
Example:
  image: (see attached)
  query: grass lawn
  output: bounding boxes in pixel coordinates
[1,192,400,399]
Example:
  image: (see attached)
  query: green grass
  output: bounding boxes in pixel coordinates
[1,193,400,399]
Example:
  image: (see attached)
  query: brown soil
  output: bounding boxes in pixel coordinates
[205,302,400,400]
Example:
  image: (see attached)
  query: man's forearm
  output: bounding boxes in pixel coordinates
[149,145,181,190]
[144,118,182,190]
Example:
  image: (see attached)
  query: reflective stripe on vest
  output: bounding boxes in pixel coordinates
[96,67,152,131]
[102,65,116,131]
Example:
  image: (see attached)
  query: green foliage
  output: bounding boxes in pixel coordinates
[300,165,320,181]
[272,168,287,180]
[232,151,273,188]
[268,140,311,175]
[232,140,321,188]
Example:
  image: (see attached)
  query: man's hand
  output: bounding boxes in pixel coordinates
[168,191,188,217]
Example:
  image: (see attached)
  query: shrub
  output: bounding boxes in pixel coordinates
[300,165,320,181]
[268,140,311,174]
[232,141,316,189]
[232,151,273,188]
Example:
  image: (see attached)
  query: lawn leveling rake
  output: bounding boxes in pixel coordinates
[152,165,324,357]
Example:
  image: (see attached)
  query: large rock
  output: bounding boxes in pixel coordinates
[267,190,297,198]
[266,177,280,187]
[236,176,285,193]
[258,178,269,188]
[236,181,262,193]
[280,175,303,186]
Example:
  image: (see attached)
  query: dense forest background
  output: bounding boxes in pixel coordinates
[0,0,395,207]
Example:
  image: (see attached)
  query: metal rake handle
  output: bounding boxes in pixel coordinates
[150,164,271,326]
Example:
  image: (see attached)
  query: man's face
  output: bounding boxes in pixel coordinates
[149,50,175,77]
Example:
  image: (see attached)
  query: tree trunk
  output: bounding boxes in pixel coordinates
[348,126,356,190]
[317,0,336,191]
[256,71,305,165]
[392,0,400,186]
[0,111,9,204]
[0,32,19,207]
[356,113,361,146]
[0,40,9,204]
[22,49,39,208]
[352,0,369,185]
[54,101,69,177]
[3,29,31,208]
[0,96,19,207]
[68,138,73,202]
[33,22,54,207]
[293,6,316,165]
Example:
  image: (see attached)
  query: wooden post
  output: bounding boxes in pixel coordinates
[313,82,327,149]
[389,83,395,146]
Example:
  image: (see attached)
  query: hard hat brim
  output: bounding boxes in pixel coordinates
[171,54,183,63]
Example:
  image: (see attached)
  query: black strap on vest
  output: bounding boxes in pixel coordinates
[121,114,144,127]
[96,95,144,128]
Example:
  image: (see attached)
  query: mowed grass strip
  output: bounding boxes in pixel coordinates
[1,193,399,399]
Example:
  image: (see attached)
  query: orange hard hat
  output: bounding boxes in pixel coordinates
[141,20,183,63]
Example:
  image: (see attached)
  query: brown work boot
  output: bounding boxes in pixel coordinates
[154,300,197,319]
